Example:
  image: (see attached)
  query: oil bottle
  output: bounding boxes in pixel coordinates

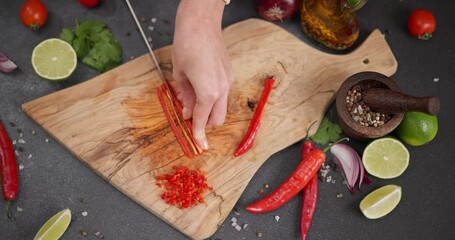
[301,0,368,50]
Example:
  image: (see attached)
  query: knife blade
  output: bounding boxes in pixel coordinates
[124,0,168,89]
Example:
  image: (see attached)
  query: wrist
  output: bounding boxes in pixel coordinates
[177,0,225,26]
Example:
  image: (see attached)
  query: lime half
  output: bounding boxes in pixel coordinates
[32,38,77,81]
[362,137,410,179]
[360,185,402,219]
[34,208,72,240]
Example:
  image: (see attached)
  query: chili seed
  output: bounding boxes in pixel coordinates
[256,232,263,237]
[258,189,264,195]
[80,231,88,237]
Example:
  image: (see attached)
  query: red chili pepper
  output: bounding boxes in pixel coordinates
[246,149,325,213]
[301,175,318,240]
[300,122,318,240]
[0,121,19,220]
[234,78,275,157]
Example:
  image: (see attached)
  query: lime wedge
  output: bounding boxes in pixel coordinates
[362,137,410,179]
[360,185,402,219]
[31,38,77,81]
[34,208,72,240]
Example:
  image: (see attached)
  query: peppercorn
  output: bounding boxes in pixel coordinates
[346,85,391,127]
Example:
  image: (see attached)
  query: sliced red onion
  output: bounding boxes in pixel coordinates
[0,52,17,73]
[331,143,360,193]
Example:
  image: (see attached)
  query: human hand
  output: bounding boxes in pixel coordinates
[172,0,234,150]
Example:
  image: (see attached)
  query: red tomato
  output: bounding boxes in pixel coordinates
[407,9,436,40]
[19,0,48,30]
[78,0,101,8]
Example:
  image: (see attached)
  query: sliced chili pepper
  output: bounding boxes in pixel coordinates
[246,149,325,213]
[234,78,275,157]
[301,175,318,240]
[0,120,19,220]
[157,82,203,158]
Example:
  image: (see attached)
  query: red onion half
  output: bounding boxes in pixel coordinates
[331,143,372,193]
[0,52,17,73]
[253,0,300,22]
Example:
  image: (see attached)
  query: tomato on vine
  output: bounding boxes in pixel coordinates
[407,9,436,40]
[19,0,48,30]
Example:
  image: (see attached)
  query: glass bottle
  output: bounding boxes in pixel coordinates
[300,0,368,50]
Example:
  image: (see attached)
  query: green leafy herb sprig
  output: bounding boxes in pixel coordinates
[311,117,342,145]
[60,20,122,73]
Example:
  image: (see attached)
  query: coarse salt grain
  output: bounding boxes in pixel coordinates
[12,140,16,145]
[147,37,152,42]
[433,77,439,82]
[81,211,88,217]
[18,139,25,144]
[28,154,33,159]
[94,231,104,239]
[17,207,23,212]
[275,215,280,222]
[243,223,248,229]
[231,222,237,227]
[15,150,19,156]
[234,224,242,231]
[19,164,24,170]
[148,26,154,31]
[151,18,157,23]
[231,217,237,223]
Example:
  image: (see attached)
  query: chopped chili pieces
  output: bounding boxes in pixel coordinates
[155,166,212,209]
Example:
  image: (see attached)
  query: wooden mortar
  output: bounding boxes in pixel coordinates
[336,71,404,140]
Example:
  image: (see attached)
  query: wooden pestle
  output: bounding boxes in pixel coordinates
[362,88,440,115]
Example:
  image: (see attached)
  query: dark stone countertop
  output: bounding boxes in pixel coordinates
[1,0,454,239]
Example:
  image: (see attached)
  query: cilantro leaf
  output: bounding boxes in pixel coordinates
[60,20,122,73]
[311,117,342,145]
[59,28,74,44]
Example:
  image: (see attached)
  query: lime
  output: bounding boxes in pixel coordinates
[34,208,72,240]
[360,185,402,219]
[395,111,438,146]
[31,38,77,81]
[362,137,410,179]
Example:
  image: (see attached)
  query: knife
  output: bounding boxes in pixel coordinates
[124,0,170,93]
[124,0,203,156]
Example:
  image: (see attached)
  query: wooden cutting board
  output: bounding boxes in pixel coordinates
[22,19,397,239]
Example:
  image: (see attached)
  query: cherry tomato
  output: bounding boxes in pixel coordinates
[78,0,101,8]
[407,9,436,40]
[19,0,48,30]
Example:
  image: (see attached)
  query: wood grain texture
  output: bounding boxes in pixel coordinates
[22,19,397,239]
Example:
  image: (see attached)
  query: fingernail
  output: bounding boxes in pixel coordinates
[194,132,209,150]
[201,138,209,150]
[182,107,191,120]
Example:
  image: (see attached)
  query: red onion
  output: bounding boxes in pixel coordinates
[253,0,300,22]
[331,143,371,193]
[0,52,17,73]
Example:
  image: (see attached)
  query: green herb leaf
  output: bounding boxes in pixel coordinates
[60,20,122,73]
[311,117,342,145]
[59,28,74,44]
